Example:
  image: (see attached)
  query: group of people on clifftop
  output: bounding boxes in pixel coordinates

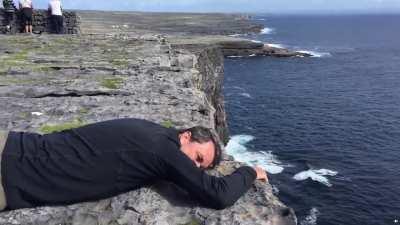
[2,0,63,34]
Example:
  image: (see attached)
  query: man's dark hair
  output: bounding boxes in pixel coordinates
[179,126,222,169]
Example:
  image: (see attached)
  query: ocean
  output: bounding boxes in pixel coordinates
[224,14,400,225]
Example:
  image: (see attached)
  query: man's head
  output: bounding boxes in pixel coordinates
[178,127,221,169]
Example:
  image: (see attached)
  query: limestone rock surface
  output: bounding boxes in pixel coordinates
[0,11,298,225]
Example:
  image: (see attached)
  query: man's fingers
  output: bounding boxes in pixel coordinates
[256,167,269,182]
[254,166,268,182]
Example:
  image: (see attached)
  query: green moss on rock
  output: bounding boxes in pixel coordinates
[79,107,90,115]
[0,50,30,69]
[161,120,174,128]
[39,119,86,134]
[9,51,29,62]
[100,77,124,89]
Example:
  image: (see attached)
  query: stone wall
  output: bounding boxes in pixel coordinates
[0,9,80,34]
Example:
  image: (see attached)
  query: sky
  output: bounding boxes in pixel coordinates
[30,0,400,14]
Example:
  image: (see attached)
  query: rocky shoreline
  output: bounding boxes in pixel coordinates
[0,11,298,225]
[169,36,311,58]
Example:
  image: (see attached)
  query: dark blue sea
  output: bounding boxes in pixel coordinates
[224,14,400,225]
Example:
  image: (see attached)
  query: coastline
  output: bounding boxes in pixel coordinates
[0,11,298,225]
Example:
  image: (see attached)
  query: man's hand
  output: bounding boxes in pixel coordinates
[254,166,268,182]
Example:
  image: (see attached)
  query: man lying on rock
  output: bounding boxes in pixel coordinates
[0,118,267,211]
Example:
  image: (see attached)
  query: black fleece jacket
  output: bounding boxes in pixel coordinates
[1,118,256,210]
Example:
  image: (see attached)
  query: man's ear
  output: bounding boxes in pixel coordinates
[179,131,192,145]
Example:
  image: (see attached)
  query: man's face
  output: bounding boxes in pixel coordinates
[179,132,215,169]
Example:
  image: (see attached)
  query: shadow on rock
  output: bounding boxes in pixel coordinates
[152,181,201,208]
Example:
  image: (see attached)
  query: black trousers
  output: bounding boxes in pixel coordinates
[51,15,63,34]
[21,8,33,26]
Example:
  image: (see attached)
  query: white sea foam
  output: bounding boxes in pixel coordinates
[266,43,285,49]
[239,93,252,98]
[232,86,246,91]
[251,40,262,43]
[293,169,338,187]
[261,27,274,34]
[228,54,256,58]
[300,208,320,225]
[297,50,332,58]
[226,135,254,152]
[225,135,286,174]
[228,34,242,37]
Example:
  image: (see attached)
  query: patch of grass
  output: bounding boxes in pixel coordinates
[39,119,86,134]
[161,120,174,128]
[10,50,29,61]
[100,77,124,89]
[0,50,31,69]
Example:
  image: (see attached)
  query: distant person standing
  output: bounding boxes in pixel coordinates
[48,0,63,34]
[2,0,17,33]
[18,0,33,33]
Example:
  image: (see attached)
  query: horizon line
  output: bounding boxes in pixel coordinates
[27,7,400,15]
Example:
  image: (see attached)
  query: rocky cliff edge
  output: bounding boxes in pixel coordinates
[0,11,297,225]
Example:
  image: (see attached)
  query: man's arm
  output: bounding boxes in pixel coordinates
[164,153,257,210]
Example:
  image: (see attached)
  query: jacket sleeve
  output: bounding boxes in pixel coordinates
[163,151,257,210]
